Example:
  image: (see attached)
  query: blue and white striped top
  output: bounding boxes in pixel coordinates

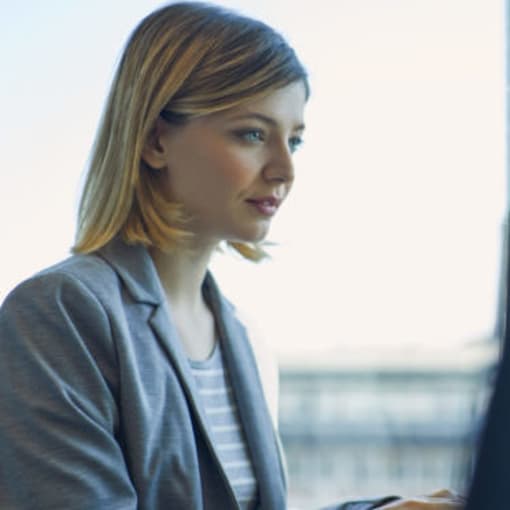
[190,342,259,510]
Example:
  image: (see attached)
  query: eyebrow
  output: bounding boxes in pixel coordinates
[229,112,305,131]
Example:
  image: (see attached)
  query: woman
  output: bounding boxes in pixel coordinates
[0,2,464,509]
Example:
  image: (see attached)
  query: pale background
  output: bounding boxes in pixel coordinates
[1,0,506,367]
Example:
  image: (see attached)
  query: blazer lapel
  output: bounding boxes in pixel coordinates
[204,274,287,510]
[147,300,207,420]
[98,239,207,419]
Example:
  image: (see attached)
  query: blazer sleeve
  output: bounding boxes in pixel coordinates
[0,271,137,510]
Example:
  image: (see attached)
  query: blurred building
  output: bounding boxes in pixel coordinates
[279,357,494,509]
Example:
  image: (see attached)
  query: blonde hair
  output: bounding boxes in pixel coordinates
[73,1,309,260]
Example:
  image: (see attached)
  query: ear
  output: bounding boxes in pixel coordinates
[142,117,169,170]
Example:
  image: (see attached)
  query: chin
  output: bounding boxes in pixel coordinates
[229,227,270,244]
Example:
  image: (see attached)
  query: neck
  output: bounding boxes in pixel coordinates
[149,242,220,361]
[149,243,217,312]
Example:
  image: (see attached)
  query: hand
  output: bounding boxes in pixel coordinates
[378,489,466,509]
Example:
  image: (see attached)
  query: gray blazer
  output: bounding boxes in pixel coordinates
[0,238,287,509]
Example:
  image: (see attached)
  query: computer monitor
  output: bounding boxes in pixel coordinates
[465,227,510,509]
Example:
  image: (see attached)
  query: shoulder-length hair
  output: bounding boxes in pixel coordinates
[72,1,309,260]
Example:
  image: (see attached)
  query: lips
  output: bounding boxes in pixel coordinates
[246,196,282,216]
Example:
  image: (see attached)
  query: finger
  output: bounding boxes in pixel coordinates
[427,489,454,498]
[426,489,462,499]
[426,489,467,504]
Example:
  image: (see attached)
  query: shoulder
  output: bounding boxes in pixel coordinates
[2,252,121,313]
[0,253,124,383]
[0,253,128,345]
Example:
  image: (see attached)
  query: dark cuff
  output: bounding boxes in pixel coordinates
[321,495,401,510]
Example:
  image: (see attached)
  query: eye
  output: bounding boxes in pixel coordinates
[234,129,265,143]
[288,135,304,153]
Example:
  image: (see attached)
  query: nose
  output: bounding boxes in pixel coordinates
[262,140,295,183]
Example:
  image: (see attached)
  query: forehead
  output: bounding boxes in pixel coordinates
[206,81,307,128]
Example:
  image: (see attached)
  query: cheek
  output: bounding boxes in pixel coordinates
[214,149,261,188]
[165,141,261,202]
[194,150,259,195]
[216,164,255,190]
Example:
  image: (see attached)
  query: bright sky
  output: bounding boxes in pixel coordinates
[1,0,507,366]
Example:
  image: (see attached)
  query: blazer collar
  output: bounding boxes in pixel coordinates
[97,237,162,306]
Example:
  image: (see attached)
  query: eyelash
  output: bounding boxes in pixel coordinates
[234,129,304,153]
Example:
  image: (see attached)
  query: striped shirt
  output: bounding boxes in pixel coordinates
[190,342,259,510]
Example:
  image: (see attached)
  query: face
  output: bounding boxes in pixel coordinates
[143,81,307,247]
